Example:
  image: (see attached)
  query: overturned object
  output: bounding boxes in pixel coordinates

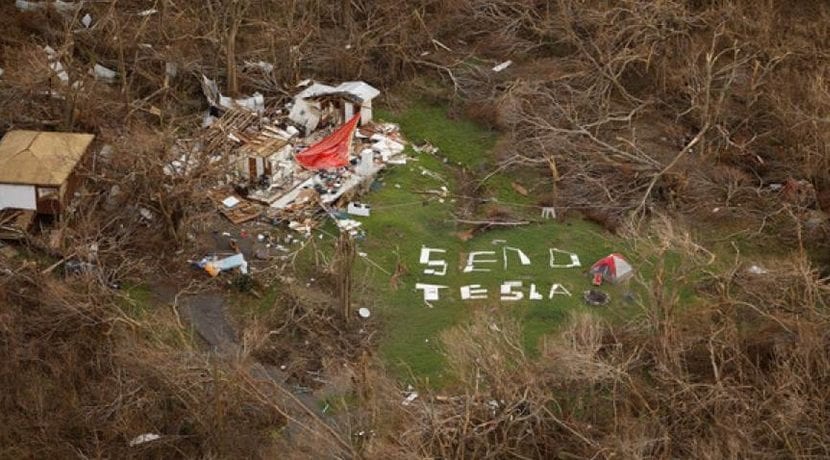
[347,202,371,217]
[589,253,633,285]
[583,289,610,306]
[195,253,249,277]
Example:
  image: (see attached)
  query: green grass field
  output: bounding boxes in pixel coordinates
[344,103,633,386]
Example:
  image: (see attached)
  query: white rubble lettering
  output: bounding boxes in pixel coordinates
[541,206,556,219]
[529,283,544,300]
[463,251,497,273]
[420,247,447,276]
[548,283,572,298]
[550,248,581,268]
[500,281,524,301]
[502,246,531,269]
[460,284,487,300]
[415,283,448,301]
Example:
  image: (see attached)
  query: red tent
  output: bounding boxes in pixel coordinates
[589,253,634,285]
[295,114,360,170]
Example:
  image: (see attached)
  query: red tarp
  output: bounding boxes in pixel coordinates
[295,114,361,170]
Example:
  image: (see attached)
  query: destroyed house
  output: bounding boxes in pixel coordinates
[235,131,293,183]
[0,130,95,215]
[289,81,380,134]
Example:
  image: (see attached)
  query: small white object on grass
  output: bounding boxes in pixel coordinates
[358,307,371,318]
[129,433,161,447]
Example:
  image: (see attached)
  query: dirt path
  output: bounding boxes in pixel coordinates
[174,291,353,455]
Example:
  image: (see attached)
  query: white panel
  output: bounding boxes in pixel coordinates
[360,101,372,125]
[0,183,36,210]
[344,101,354,120]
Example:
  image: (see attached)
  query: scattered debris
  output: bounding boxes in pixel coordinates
[81,13,92,28]
[129,433,161,447]
[358,307,371,318]
[511,181,528,196]
[194,253,249,277]
[747,264,769,275]
[137,8,158,17]
[347,202,371,217]
[90,64,116,82]
[402,388,419,406]
[541,207,556,219]
[583,289,610,306]
[492,60,513,72]
[222,196,241,208]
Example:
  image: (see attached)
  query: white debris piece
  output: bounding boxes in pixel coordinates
[335,218,362,234]
[81,13,92,28]
[402,391,419,406]
[492,60,513,72]
[129,433,161,447]
[137,8,158,16]
[91,64,116,82]
[222,196,240,208]
[165,62,178,78]
[44,46,69,83]
[244,60,274,74]
[747,265,769,275]
[347,202,371,217]
[0,68,4,79]
[358,307,371,318]
[16,0,44,11]
[138,207,154,221]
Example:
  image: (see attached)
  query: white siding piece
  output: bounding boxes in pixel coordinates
[0,183,37,211]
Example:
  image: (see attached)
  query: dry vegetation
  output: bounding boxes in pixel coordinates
[2,0,830,458]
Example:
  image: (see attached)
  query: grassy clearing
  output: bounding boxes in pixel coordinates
[349,103,632,386]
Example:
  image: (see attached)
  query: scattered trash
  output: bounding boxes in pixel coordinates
[138,207,154,221]
[129,433,161,447]
[541,206,556,219]
[347,202,371,217]
[583,289,610,306]
[492,60,513,72]
[90,64,117,82]
[244,60,274,74]
[358,251,368,257]
[358,307,371,318]
[589,254,634,285]
[511,181,528,196]
[193,253,249,277]
[402,390,419,406]
[81,13,92,28]
[747,264,769,275]
[222,196,240,208]
[137,8,158,16]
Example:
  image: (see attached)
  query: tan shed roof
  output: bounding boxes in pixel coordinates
[0,130,95,186]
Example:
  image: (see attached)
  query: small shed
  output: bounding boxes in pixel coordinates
[0,130,95,215]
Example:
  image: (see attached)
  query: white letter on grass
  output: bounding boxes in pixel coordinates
[420,246,448,276]
[549,248,581,268]
[415,283,448,301]
[548,283,572,299]
[460,284,488,300]
[503,246,532,269]
[500,281,524,301]
[463,251,497,273]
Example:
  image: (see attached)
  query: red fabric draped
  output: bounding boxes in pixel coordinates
[295,114,361,170]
